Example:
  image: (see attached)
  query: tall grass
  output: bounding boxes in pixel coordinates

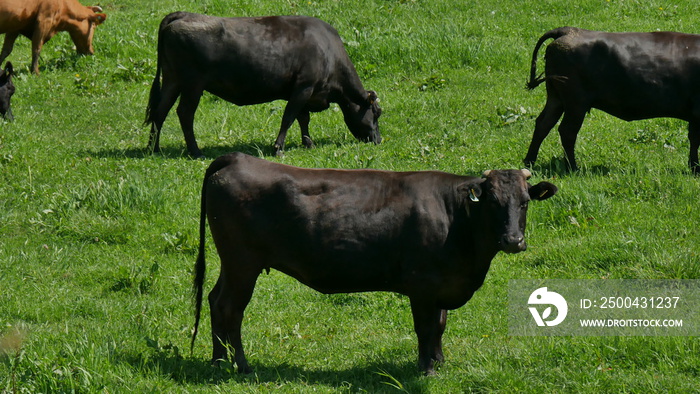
[1,0,699,392]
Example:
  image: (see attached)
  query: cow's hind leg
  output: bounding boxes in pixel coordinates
[176,86,205,158]
[524,97,564,166]
[147,81,180,154]
[208,267,259,374]
[0,33,19,66]
[410,299,447,375]
[688,121,700,174]
[557,108,587,171]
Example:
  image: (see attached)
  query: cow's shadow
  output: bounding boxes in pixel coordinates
[115,347,431,392]
[528,156,611,177]
[88,137,339,160]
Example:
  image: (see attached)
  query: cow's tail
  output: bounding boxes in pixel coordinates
[144,12,182,126]
[191,169,208,353]
[191,155,233,353]
[526,27,575,90]
[144,33,162,127]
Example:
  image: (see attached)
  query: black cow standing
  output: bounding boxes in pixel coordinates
[0,62,14,120]
[191,152,558,375]
[145,12,382,158]
[525,26,700,174]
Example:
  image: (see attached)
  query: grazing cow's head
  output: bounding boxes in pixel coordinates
[68,6,107,56]
[0,62,15,121]
[463,169,557,253]
[344,90,382,144]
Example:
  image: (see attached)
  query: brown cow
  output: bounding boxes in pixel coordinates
[0,0,107,75]
[191,152,558,375]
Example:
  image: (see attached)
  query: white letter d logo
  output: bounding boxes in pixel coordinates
[528,287,568,327]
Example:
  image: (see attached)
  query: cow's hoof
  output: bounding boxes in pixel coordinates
[423,368,437,376]
[237,365,253,374]
[302,136,315,149]
[274,146,284,157]
[235,358,253,374]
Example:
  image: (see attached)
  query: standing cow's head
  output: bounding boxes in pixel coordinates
[342,90,382,145]
[68,6,108,56]
[0,62,15,121]
[463,169,557,254]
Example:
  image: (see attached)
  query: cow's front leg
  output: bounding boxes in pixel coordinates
[410,299,447,375]
[688,121,700,174]
[297,111,315,149]
[274,88,313,156]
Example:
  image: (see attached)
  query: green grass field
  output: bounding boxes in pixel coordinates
[1,0,699,392]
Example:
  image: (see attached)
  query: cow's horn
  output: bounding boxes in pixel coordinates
[521,169,532,179]
[91,6,103,12]
[482,170,492,178]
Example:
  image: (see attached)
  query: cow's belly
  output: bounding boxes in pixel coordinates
[205,80,289,106]
[595,104,674,121]
[271,252,403,295]
[587,85,695,122]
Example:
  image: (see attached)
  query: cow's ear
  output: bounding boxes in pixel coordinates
[367,90,378,105]
[89,12,107,25]
[457,181,483,203]
[0,66,10,84]
[529,181,558,201]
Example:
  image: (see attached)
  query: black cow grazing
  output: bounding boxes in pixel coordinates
[0,62,14,120]
[525,26,700,174]
[191,152,558,375]
[145,12,382,158]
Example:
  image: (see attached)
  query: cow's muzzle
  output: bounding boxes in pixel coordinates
[359,133,382,145]
[500,235,527,254]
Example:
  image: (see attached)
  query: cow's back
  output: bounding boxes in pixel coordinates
[158,13,350,105]
[0,0,40,33]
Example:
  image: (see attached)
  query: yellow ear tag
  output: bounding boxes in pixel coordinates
[469,188,479,202]
[539,190,548,198]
